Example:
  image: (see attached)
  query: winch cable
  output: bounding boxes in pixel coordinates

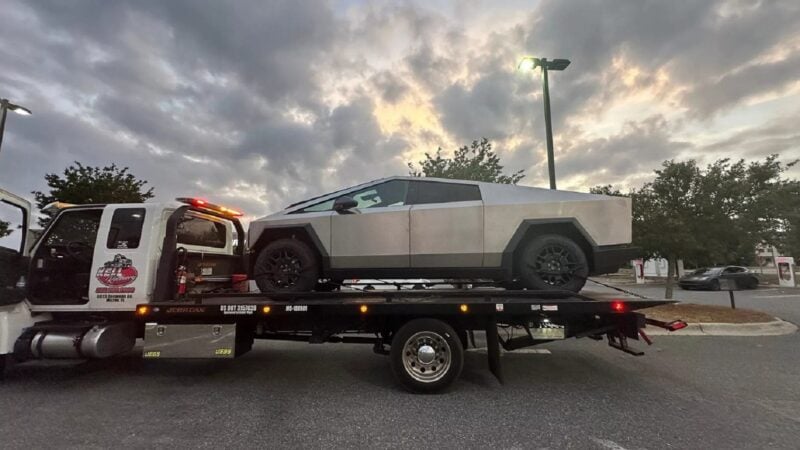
[585,276,650,299]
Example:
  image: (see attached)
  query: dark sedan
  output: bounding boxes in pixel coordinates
[679,266,759,290]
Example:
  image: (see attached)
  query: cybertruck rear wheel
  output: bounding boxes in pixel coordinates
[518,234,588,293]
[254,238,319,293]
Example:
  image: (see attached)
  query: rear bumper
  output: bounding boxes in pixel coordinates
[591,245,640,275]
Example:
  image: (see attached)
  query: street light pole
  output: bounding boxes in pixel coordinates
[0,98,32,158]
[540,58,557,190]
[517,57,570,190]
[0,105,7,154]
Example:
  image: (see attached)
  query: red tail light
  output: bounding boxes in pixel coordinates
[611,300,626,312]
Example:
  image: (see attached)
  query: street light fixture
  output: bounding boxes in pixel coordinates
[0,98,33,158]
[518,57,570,190]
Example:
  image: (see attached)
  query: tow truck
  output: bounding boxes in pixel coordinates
[0,190,685,393]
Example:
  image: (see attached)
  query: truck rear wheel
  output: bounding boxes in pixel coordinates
[518,234,588,293]
[254,239,319,293]
[390,318,464,393]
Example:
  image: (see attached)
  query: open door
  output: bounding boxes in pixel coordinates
[0,188,31,305]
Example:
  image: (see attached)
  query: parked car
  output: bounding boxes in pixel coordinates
[248,177,638,293]
[679,266,759,290]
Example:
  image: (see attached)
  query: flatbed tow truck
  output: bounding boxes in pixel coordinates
[0,191,685,393]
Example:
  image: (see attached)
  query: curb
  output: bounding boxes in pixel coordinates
[646,319,797,336]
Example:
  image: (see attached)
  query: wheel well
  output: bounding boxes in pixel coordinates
[248,227,325,277]
[511,223,595,275]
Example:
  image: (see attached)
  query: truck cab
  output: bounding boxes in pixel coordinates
[25,199,245,312]
[0,194,245,367]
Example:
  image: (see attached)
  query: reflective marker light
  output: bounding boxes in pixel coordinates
[360,305,368,314]
[611,300,626,312]
[262,306,271,314]
[460,304,469,313]
[667,320,688,331]
[136,305,149,316]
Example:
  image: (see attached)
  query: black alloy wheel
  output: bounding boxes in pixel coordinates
[254,238,318,293]
[518,234,588,293]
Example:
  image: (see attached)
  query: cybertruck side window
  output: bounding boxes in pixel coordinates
[298,180,410,212]
[107,208,145,249]
[409,181,481,205]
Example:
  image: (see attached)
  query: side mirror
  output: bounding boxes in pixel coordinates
[333,196,358,214]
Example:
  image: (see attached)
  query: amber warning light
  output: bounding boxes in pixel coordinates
[177,197,243,217]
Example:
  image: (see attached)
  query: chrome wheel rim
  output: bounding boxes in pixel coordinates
[402,331,451,383]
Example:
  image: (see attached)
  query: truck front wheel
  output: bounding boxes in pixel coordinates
[390,318,464,393]
[254,239,319,293]
[518,234,588,293]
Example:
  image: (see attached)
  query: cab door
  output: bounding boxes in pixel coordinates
[87,205,153,310]
[28,207,104,305]
[0,189,31,305]
[330,179,411,268]
[408,180,483,267]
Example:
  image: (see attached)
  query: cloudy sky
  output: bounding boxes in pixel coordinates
[1,0,799,219]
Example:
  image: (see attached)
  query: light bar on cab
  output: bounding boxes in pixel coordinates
[176,197,243,217]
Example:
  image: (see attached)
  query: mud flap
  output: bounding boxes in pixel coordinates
[486,315,503,384]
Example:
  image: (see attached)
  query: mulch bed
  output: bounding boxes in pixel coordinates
[641,302,775,324]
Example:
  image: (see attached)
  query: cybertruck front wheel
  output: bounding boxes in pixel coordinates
[254,238,319,293]
[518,234,588,293]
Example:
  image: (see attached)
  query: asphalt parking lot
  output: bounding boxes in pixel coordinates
[2,285,798,449]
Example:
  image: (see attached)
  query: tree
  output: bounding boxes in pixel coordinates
[408,138,525,184]
[32,162,155,227]
[0,221,10,238]
[592,155,799,299]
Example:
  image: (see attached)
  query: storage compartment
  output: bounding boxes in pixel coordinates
[143,323,250,358]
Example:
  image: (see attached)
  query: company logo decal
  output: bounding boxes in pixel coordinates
[96,254,139,287]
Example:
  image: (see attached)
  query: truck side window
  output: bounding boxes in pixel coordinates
[45,209,103,247]
[177,215,226,248]
[107,208,146,249]
[0,199,26,292]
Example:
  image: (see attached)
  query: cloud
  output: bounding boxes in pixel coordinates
[0,0,798,221]
[556,115,692,188]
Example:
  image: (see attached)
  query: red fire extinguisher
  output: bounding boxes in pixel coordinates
[175,247,188,297]
[176,264,188,295]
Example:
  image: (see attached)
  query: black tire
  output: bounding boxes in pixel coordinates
[518,234,588,293]
[254,239,319,293]
[747,277,759,289]
[390,318,464,394]
[710,279,720,291]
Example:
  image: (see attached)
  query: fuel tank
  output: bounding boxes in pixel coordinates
[16,321,136,360]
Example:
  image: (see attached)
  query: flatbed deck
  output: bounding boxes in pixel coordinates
[135,288,684,392]
[141,288,671,318]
